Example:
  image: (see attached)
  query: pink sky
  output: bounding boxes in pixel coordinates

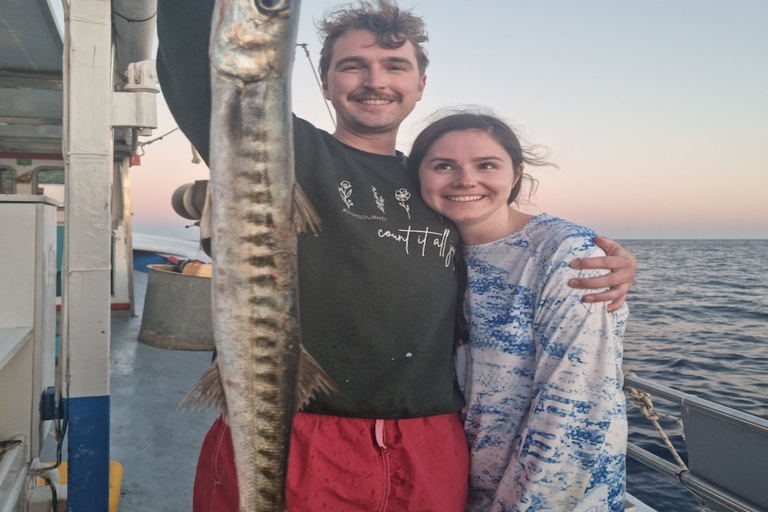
[130,0,768,241]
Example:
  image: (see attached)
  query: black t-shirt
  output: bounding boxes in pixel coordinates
[293,118,463,417]
[156,0,464,418]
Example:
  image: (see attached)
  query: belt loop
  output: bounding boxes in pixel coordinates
[374,419,387,449]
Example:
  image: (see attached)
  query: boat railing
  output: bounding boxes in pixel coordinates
[624,374,768,512]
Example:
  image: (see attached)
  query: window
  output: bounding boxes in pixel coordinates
[35,168,65,203]
[0,167,14,194]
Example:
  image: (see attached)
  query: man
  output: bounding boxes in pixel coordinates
[156,1,636,510]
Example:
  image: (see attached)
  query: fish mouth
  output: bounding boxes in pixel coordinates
[446,195,484,202]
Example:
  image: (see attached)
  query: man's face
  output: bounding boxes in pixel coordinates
[323,29,426,140]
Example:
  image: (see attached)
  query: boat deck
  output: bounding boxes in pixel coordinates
[42,270,217,512]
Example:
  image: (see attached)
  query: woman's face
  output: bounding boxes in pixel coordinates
[418,129,519,235]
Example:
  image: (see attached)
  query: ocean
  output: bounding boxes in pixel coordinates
[619,239,768,511]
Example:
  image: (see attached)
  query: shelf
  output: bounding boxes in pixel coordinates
[0,328,32,371]
[0,195,62,207]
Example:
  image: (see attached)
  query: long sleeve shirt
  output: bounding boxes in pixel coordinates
[456,213,628,512]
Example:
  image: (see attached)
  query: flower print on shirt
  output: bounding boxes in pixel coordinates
[395,188,411,220]
[372,186,386,214]
[338,180,353,208]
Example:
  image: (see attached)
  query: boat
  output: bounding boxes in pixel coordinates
[1,1,766,511]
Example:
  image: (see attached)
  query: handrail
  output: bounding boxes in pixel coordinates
[625,374,768,433]
[627,443,766,512]
[625,375,768,512]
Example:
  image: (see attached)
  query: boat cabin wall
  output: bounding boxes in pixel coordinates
[0,156,133,313]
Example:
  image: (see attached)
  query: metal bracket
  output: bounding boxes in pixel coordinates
[39,386,63,421]
[123,60,159,94]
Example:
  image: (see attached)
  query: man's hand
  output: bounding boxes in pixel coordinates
[569,236,637,312]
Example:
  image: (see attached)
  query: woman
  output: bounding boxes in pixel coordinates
[409,112,628,512]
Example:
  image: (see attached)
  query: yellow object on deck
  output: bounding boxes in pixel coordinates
[181,262,212,278]
[37,460,123,512]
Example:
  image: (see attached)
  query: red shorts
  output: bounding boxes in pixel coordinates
[193,411,469,512]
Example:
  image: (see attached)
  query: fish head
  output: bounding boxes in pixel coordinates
[211,0,300,83]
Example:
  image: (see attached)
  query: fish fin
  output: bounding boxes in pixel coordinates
[292,183,322,235]
[296,345,339,410]
[178,360,228,415]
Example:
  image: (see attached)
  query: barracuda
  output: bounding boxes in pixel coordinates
[181,0,336,510]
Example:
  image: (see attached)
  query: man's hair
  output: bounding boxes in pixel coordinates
[317,0,429,80]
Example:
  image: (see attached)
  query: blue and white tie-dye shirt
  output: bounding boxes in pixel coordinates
[455,214,628,512]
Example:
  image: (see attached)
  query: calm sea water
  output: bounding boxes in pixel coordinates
[619,240,768,511]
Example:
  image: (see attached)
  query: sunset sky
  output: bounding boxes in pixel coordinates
[127,0,768,241]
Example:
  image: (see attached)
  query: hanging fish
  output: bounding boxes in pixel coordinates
[181,0,336,510]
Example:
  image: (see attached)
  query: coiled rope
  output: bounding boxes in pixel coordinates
[624,372,689,471]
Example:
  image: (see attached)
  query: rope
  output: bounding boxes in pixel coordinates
[624,372,689,471]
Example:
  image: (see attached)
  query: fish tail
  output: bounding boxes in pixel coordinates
[292,183,321,235]
[296,345,339,410]
[178,360,227,415]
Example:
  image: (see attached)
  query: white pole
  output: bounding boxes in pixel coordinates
[62,1,113,509]
[61,1,157,506]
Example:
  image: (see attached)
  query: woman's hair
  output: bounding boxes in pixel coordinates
[317,0,429,80]
[407,108,557,204]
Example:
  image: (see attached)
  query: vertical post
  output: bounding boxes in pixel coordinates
[119,159,136,317]
[61,0,113,510]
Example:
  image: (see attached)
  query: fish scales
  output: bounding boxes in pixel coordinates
[191,0,334,510]
[212,81,300,508]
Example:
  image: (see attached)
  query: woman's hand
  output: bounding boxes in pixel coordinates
[568,236,637,312]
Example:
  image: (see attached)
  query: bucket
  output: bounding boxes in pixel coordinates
[137,264,214,350]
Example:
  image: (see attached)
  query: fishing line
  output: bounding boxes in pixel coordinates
[111,10,157,23]
[297,43,336,128]
[136,127,182,156]
[137,46,334,156]
[138,126,180,146]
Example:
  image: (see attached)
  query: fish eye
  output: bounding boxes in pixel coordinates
[254,0,290,13]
